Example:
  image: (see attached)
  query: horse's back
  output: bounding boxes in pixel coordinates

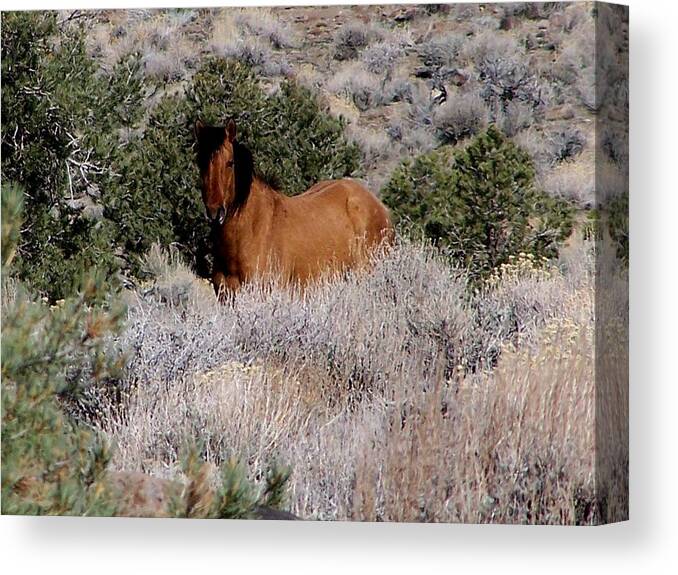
[272,179,392,279]
[299,179,387,215]
[300,178,369,199]
[296,178,394,246]
[301,179,342,197]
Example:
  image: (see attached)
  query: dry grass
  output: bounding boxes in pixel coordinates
[362,39,406,76]
[232,7,299,49]
[345,124,392,171]
[326,62,386,111]
[208,11,291,78]
[87,10,196,81]
[88,236,627,524]
[550,7,596,110]
[461,29,520,65]
[332,21,385,61]
[541,161,595,208]
[352,316,596,524]
[433,91,489,144]
[325,62,411,112]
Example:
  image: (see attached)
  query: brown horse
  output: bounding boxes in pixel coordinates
[195,119,394,300]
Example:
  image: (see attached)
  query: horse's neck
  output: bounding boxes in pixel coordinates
[250,177,280,203]
[243,177,280,218]
[222,178,276,240]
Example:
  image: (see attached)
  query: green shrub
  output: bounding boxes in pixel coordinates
[170,447,292,519]
[1,12,145,300]
[1,183,125,516]
[381,126,573,279]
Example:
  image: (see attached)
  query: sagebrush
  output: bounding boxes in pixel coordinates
[1,183,293,518]
[87,234,627,524]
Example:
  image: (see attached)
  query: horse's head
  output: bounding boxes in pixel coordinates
[195,119,253,225]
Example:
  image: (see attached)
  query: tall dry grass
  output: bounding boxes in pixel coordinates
[86,235,627,524]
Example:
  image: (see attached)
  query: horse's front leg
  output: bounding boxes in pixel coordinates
[212,270,241,304]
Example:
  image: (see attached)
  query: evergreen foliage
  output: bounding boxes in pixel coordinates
[1,12,144,300]
[381,126,573,279]
[170,447,292,519]
[1,182,124,516]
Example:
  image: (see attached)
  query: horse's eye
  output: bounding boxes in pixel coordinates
[226,160,234,168]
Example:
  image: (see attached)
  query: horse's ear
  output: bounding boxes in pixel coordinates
[194,119,204,139]
[226,119,237,143]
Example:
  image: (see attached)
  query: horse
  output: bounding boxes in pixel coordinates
[195,119,395,300]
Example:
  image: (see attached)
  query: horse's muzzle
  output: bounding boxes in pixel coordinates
[206,206,226,226]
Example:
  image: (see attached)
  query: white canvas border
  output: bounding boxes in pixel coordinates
[1,0,676,572]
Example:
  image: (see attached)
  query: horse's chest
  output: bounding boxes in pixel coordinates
[214,223,278,277]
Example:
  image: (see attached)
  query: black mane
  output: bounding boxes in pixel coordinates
[196,125,227,173]
[232,140,253,210]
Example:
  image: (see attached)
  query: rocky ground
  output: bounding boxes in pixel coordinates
[77,2,627,201]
